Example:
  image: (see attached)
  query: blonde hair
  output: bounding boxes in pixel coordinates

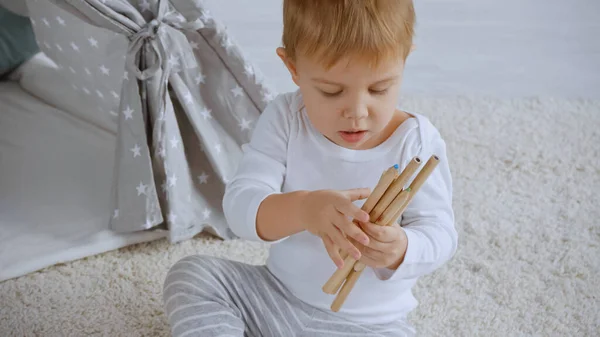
[281,0,415,68]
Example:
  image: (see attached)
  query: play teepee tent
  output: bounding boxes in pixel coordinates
[0,0,276,281]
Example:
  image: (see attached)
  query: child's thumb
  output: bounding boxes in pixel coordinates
[343,188,371,201]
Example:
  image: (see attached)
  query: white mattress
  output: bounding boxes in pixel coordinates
[0,82,165,282]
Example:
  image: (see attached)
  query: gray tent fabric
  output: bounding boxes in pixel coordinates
[36,0,277,242]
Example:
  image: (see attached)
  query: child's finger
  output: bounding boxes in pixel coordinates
[335,200,369,223]
[357,253,383,269]
[359,221,398,243]
[335,214,370,245]
[341,188,371,202]
[328,225,361,261]
[349,236,387,258]
[321,235,344,269]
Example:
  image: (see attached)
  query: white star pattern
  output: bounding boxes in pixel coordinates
[99,65,110,75]
[140,0,151,12]
[184,92,194,104]
[131,144,141,157]
[200,108,212,120]
[239,118,252,131]
[168,174,178,187]
[200,9,212,22]
[262,91,275,103]
[70,42,80,52]
[113,209,119,219]
[136,182,147,196]
[189,41,199,50]
[96,90,104,99]
[161,181,168,193]
[123,106,134,120]
[197,172,209,184]
[111,91,119,99]
[170,137,180,149]
[56,16,66,26]
[55,44,63,52]
[202,208,211,220]
[82,87,91,95]
[231,85,244,97]
[195,73,206,85]
[42,18,50,27]
[168,55,180,69]
[221,35,234,49]
[158,147,167,158]
[89,37,99,48]
[244,64,254,77]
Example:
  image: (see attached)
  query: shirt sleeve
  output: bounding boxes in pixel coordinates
[222,94,291,243]
[374,132,458,281]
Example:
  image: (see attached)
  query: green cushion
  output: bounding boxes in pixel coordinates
[0,5,39,78]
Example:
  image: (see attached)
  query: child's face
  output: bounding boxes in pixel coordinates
[278,48,405,150]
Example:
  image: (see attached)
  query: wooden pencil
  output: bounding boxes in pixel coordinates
[369,157,421,222]
[322,164,399,294]
[329,155,441,311]
[353,157,421,272]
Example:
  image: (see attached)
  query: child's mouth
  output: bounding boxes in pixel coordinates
[339,130,367,143]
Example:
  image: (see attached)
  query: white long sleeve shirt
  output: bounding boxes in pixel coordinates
[223,90,458,325]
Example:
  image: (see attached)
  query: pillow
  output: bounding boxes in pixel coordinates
[0,5,39,78]
[0,1,29,17]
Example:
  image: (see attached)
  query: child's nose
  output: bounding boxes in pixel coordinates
[343,97,369,120]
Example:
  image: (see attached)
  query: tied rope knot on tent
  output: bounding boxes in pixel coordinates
[126,0,204,117]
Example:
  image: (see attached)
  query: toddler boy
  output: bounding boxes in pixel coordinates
[163,1,457,336]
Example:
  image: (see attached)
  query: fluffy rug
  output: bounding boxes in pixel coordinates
[1,96,598,336]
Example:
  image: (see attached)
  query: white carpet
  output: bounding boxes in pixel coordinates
[1,96,598,336]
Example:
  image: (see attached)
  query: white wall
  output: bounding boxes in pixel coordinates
[203,0,600,99]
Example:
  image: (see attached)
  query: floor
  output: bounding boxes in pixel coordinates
[204,0,600,98]
[2,94,598,336]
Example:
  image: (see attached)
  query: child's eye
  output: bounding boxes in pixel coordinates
[321,90,342,97]
[369,88,389,95]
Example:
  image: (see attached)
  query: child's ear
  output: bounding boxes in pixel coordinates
[276,47,299,85]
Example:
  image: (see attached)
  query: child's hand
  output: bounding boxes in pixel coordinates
[349,221,408,270]
[299,188,371,267]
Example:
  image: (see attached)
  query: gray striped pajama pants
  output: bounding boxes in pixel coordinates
[162,255,415,337]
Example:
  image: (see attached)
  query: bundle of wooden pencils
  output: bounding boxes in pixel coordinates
[322,154,440,312]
